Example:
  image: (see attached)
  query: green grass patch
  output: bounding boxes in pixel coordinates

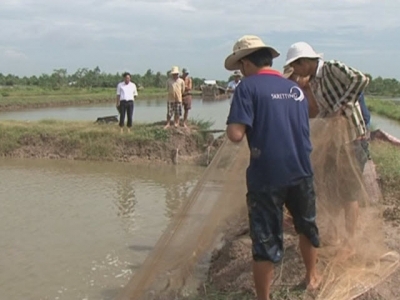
[366,97,400,121]
[0,119,211,161]
[189,118,215,131]
[370,141,400,201]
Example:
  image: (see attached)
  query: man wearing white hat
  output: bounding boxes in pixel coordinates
[165,66,185,128]
[225,35,320,300]
[284,42,369,254]
[227,70,242,93]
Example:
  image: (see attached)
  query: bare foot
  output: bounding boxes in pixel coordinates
[120,128,124,134]
[306,275,322,292]
[183,123,188,128]
[174,123,178,128]
[127,128,131,133]
[335,241,356,262]
[164,124,170,129]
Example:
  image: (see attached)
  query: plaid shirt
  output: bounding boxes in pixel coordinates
[309,60,369,140]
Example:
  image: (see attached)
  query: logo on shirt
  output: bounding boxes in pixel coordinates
[289,86,305,101]
[271,86,305,102]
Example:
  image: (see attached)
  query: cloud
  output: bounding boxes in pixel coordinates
[0,47,27,60]
[0,0,398,79]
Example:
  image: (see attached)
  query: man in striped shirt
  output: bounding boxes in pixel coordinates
[284,42,369,255]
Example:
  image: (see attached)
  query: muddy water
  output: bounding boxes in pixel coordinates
[0,98,231,130]
[0,159,203,300]
[370,114,400,138]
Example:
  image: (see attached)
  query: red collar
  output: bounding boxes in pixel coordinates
[257,69,282,77]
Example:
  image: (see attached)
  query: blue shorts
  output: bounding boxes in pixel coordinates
[247,176,320,263]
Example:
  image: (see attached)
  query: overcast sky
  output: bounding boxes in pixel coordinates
[1,0,399,80]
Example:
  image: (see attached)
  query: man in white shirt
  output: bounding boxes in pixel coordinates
[116,72,138,133]
[226,70,242,93]
[227,70,242,105]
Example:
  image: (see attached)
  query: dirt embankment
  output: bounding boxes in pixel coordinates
[0,121,225,165]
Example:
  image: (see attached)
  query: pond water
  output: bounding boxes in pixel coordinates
[0,98,231,130]
[0,159,203,300]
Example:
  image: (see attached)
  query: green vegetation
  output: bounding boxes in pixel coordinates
[366,98,400,121]
[370,141,400,200]
[370,140,400,228]
[366,76,400,97]
[0,119,212,162]
[0,67,227,90]
[0,67,205,110]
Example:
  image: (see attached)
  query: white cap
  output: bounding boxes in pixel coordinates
[284,42,322,66]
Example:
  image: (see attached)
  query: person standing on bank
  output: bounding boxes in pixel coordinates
[226,70,242,93]
[225,35,320,300]
[284,42,369,256]
[116,72,138,133]
[181,68,192,128]
[165,66,185,129]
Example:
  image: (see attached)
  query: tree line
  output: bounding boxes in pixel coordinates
[0,67,227,91]
[0,67,399,96]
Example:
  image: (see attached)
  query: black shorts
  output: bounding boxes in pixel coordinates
[247,177,320,263]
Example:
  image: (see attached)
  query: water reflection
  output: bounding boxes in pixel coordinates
[0,158,204,300]
[114,178,138,232]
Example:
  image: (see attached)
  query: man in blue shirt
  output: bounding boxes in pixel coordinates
[225,35,320,300]
[358,93,371,129]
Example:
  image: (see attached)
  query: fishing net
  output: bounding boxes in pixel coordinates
[309,116,399,299]
[116,137,249,300]
[117,116,399,300]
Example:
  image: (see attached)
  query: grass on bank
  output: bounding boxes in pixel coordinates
[366,97,400,122]
[370,140,400,201]
[0,119,212,161]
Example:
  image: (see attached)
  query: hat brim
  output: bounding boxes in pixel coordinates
[171,71,179,74]
[284,53,323,67]
[224,46,280,71]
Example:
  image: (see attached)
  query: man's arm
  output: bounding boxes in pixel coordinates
[227,124,247,142]
[181,80,186,99]
[226,83,253,143]
[133,83,138,100]
[328,61,369,111]
[288,75,319,118]
[226,81,234,93]
[116,83,121,107]
[303,88,319,118]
